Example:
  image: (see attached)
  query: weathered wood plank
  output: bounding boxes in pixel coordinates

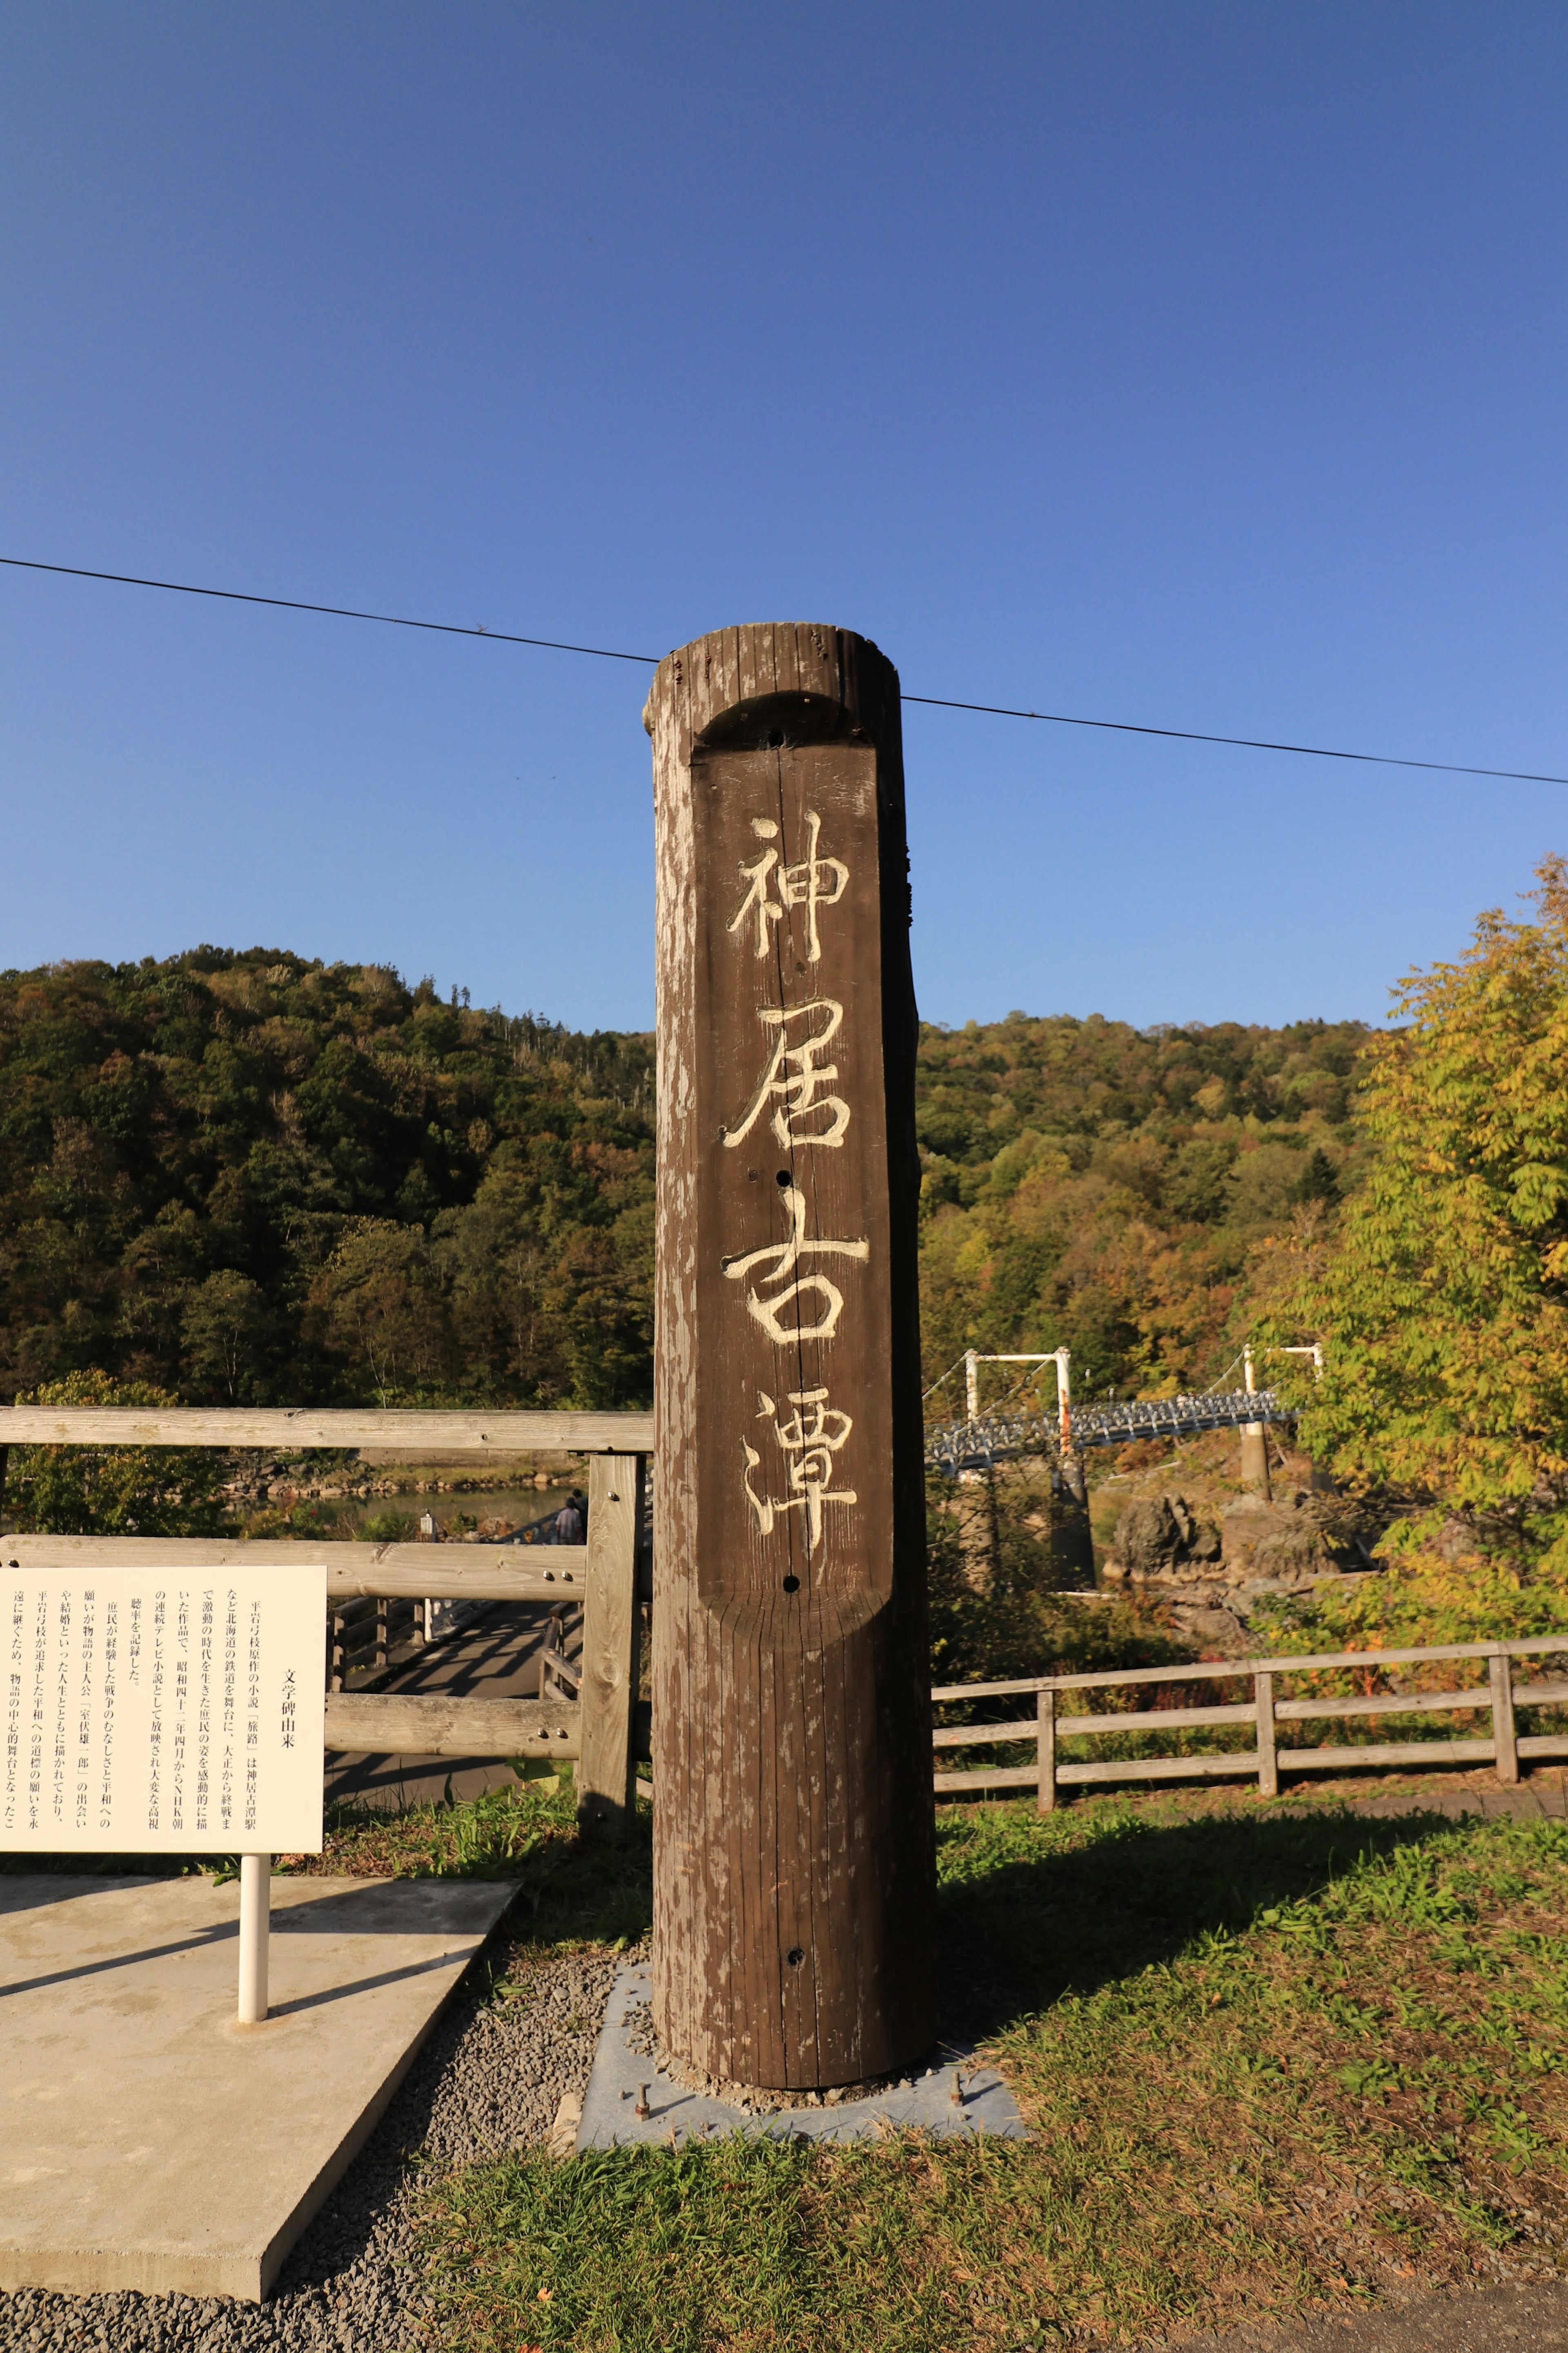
[3,1532,586,1602]
[933,1764,1038,1793]
[577,1454,641,1836]
[1058,1700,1258,1737]
[1036,1688,1056,1815]
[1492,1650,1520,1785]
[1277,1738,1496,1771]
[650,623,935,2092]
[929,1632,1568,1702]
[932,1717,1038,1748]
[1,1407,652,1452]
[1255,1671,1278,1799]
[1517,1734,1568,1758]
[1058,1754,1261,1787]
[1274,1685,1490,1722]
[323,1693,580,1758]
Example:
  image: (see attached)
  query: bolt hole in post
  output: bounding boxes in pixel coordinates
[775,1168,791,1188]
[237,1852,271,2025]
[785,1947,806,1968]
[782,1575,800,1593]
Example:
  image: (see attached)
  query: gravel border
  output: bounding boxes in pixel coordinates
[0,1942,621,2353]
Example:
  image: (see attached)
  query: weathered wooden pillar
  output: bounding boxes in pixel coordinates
[647,623,937,2090]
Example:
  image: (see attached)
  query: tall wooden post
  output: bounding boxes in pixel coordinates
[647,623,937,2090]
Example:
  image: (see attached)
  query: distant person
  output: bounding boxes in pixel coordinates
[552,1491,586,1545]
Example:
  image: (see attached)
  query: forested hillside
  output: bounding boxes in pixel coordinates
[0,948,1372,1412]
[917,1013,1371,1410]
[0,952,655,1408]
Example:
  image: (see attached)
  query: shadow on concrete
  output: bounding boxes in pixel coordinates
[0,1876,509,2001]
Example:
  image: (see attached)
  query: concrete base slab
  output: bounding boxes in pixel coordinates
[577,1963,1027,2148]
[0,1871,514,2301]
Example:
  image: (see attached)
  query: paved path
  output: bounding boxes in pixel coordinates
[1274,1769,1568,1823]
[325,1599,578,1811]
[1190,2279,1568,2350]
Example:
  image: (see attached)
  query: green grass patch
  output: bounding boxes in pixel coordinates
[419,1799,1568,2351]
[300,1777,655,1950]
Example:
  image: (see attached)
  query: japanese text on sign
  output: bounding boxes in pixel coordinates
[2,1563,325,1855]
[721,803,864,1555]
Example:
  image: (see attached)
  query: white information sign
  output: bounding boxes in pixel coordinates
[2,1564,325,1854]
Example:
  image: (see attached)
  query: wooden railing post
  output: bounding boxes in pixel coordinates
[577,1452,641,1838]
[1490,1647,1519,1785]
[1036,1686,1056,1814]
[1255,1669,1278,1798]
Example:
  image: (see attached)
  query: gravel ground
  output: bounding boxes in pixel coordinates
[0,1942,621,2353]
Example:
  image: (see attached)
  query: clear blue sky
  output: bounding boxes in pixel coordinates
[2,4,1565,1035]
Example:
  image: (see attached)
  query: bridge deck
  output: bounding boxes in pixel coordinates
[325,1599,580,1812]
[924,1384,1289,1472]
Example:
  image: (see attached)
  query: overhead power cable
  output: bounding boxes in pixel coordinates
[0,555,659,668]
[3,551,1564,789]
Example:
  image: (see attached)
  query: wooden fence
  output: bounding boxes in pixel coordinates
[1,1406,652,1836]
[933,1637,1568,1810]
[9,1407,1567,1828]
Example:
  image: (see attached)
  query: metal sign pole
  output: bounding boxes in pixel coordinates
[237,1853,271,2025]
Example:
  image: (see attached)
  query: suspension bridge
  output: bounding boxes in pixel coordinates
[922,1382,1289,1476]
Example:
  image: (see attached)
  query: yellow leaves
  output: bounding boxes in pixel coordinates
[1271,860,1568,1524]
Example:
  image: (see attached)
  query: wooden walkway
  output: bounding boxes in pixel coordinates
[324,1601,576,1810]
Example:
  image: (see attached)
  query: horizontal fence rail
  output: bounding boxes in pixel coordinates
[12,1408,1565,1822]
[932,1636,1568,1809]
[2,1422,650,1836]
[0,1405,653,1452]
[4,1532,589,1602]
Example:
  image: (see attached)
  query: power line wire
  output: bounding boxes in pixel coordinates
[900,693,1568,787]
[0,555,661,667]
[4,551,1564,788]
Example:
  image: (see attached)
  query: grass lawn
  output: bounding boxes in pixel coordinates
[401,1788,1568,2352]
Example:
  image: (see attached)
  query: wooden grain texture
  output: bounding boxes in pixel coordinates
[1058,1754,1262,1787]
[1036,1688,1056,1815]
[3,1532,586,1602]
[1491,1649,1520,1784]
[1055,1700,1257,1737]
[1273,1685,1490,1722]
[932,1717,1039,1747]
[577,1454,641,1836]
[648,623,936,2090]
[933,1764,1038,1794]
[1255,1670,1278,1798]
[0,1407,651,1452]
[324,1693,579,1758]
[1513,1679,1568,1705]
[929,1630,1568,1701]
[1277,1738,1496,1771]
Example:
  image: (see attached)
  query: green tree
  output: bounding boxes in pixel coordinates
[180,1269,277,1401]
[5,1369,232,1535]
[1274,858,1568,1552]
[307,1218,451,1405]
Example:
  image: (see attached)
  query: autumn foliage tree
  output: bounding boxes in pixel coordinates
[1278,859,1568,1558]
